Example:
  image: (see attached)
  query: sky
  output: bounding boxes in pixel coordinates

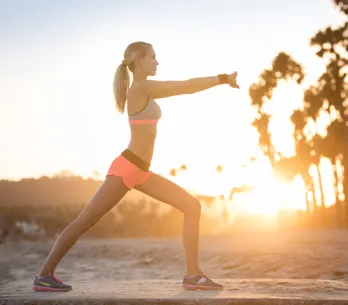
[0,0,346,202]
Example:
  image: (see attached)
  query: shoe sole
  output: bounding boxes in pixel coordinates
[183,284,223,290]
[33,285,72,292]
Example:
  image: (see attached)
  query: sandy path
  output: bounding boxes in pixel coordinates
[1,229,348,289]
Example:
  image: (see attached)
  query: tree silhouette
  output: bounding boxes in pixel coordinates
[249,52,306,213]
[289,110,317,213]
[250,0,348,227]
[249,52,304,164]
[333,0,348,14]
[302,0,348,225]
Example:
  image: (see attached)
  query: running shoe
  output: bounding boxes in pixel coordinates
[33,270,72,292]
[183,268,223,290]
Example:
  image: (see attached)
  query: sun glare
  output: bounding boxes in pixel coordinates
[245,175,286,216]
[174,154,308,217]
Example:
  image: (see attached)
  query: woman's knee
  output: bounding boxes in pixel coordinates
[186,197,201,218]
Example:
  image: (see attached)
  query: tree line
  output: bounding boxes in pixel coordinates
[249,0,348,227]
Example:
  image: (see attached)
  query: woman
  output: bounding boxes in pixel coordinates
[33,41,239,292]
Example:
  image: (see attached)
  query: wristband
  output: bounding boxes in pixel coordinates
[217,74,228,84]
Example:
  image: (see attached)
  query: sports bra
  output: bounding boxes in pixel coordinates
[128,98,162,124]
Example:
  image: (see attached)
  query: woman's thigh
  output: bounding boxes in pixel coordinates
[135,173,201,215]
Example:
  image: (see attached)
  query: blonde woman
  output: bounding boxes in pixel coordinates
[33,41,239,292]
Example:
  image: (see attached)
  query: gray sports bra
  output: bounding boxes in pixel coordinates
[129,98,162,125]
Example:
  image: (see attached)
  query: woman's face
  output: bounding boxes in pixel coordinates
[138,47,159,76]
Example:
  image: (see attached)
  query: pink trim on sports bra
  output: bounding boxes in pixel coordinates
[129,120,159,124]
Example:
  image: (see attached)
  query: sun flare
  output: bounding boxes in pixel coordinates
[173,155,308,217]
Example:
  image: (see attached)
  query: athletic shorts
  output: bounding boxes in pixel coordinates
[106,149,152,189]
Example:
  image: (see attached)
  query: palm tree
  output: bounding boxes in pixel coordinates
[333,0,348,14]
[314,121,345,226]
[249,52,304,165]
[303,0,348,225]
[249,0,348,227]
[249,52,306,217]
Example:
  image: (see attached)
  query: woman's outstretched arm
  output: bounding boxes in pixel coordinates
[138,72,239,99]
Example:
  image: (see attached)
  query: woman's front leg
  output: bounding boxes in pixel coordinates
[135,173,202,275]
[135,173,223,290]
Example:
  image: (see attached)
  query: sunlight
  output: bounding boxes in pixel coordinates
[266,80,304,157]
[283,175,307,211]
[173,153,307,217]
[245,175,286,216]
[171,146,315,218]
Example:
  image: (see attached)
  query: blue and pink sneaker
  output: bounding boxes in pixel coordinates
[33,270,72,292]
[182,268,223,290]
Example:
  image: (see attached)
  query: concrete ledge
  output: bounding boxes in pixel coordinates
[1,279,348,305]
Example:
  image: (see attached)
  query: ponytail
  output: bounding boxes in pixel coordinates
[113,63,130,114]
[113,41,152,113]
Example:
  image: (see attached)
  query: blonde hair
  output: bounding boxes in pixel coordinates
[113,41,153,113]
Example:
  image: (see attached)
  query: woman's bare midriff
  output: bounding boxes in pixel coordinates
[127,124,157,164]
